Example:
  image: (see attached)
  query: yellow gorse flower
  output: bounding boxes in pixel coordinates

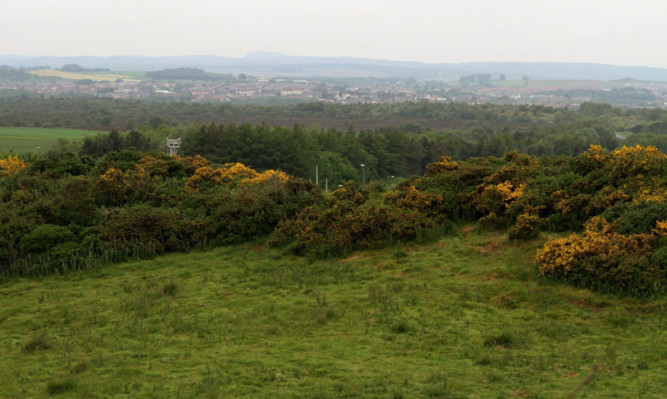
[0,156,28,176]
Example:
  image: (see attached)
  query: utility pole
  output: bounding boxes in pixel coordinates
[360,164,366,187]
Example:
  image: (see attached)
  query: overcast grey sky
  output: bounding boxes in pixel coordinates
[2,0,666,67]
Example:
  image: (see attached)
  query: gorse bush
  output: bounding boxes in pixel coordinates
[0,156,28,176]
[0,152,321,277]
[536,217,664,295]
[1,144,664,296]
[508,212,540,240]
[407,144,666,294]
[269,181,440,257]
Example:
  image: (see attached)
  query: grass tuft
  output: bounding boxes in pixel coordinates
[483,332,515,348]
[22,333,52,353]
[390,319,413,334]
[162,281,179,297]
[46,378,76,395]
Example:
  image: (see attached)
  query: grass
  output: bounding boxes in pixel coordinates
[27,69,141,83]
[0,127,101,153]
[0,228,664,398]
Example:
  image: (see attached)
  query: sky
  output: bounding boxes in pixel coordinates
[2,0,666,68]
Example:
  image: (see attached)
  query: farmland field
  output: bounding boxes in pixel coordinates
[487,80,623,90]
[0,127,102,153]
[0,229,664,398]
[27,69,142,82]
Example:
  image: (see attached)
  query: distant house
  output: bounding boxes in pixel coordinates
[281,89,305,97]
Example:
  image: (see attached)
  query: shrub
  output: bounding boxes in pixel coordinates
[385,185,443,215]
[96,205,185,253]
[602,201,667,234]
[0,156,28,176]
[508,212,540,240]
[270,183,439,258]
[21,225,76,254]
[536,217,664,295]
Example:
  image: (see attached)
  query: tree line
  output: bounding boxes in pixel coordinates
[3,95,667,131]
[70,116,664,187]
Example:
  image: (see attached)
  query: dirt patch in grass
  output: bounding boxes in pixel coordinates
[477,240,502,254]
[250,244,264,252]
[482,271,499,280]
[458,225,475,235]
[491,295,517,309]
[342,254,365,262]
[568,298,604,313]
[522,256,535,265]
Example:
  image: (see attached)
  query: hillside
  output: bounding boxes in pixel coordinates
[0,231,664,398]
[2,54,667,80]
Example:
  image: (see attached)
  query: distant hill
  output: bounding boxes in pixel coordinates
[1,54,667,81]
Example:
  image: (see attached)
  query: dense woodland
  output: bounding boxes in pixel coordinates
[71,114,664,184]
[2,94,667,134]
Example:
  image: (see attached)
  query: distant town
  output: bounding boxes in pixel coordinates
[1,64,666,108]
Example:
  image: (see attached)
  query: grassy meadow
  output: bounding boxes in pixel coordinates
[0,127,101,153]
[0,228,664,398]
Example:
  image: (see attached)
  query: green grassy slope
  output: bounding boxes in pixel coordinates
[0,229,664,398]
[0,127,101,153]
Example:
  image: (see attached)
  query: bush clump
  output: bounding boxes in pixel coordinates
[269,181,442,257]
[536,217,665,295]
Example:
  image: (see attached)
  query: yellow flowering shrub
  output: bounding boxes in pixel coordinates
[508,211,540,240]
[241,169,289,186]
[584,144,609,163]
[476,180,526,215]
[504,151,539,167]
[97,166,152,204]
[211,162,257,187]
[634,187,666,203]
[536,217,663,294]
[588,186,630,214]
[184,163,272,192]
[184,166,225,193]
[653,220,667,236]
[609,144,665,177]
[0,156,28,176]
[425,156,460,176]
[385,186,443,214]
[496,181,526,206]
[175,155,210,174]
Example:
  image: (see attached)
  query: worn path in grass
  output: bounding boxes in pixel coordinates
[0,229,664,398]
[0,127,101,153]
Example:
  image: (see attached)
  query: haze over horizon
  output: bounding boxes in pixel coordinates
[2,0,666,69]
